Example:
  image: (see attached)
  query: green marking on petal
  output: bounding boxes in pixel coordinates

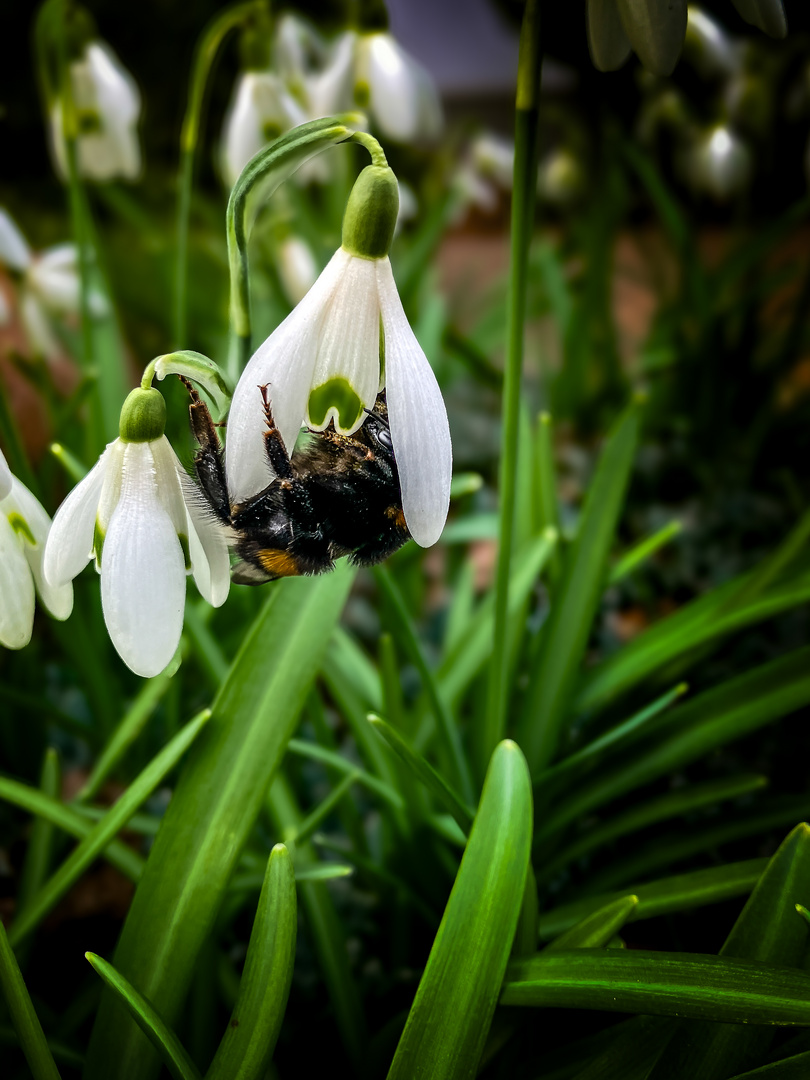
[93,518,105,568]
[8,513,36,547]
[308,379,364,432]
[77,109,102,134]
[354,80,370,108]
[262,120,283,142]
[178,532,191,572]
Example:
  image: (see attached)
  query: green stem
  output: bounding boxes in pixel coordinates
[174,0,268,350]
[483,0,543,762]
[348,129,388,168]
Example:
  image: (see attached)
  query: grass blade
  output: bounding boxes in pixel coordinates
[517,398,640,772]
[501,949,810,1024]
[647,824,810,1080]
[544,895,639,952]
[0,921,61,1080]
[369,714,474,834]
[386,740,532,1080]
[537,859,769,940]
[207,844,296,1080]
[0,778,144,881]
[8,708,210,946]
[84,568,353,1080]
[85,954,200,1080]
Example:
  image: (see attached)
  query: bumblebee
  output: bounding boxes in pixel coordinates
[185,381,410,584]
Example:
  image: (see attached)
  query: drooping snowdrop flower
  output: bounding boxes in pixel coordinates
[225,152,451,548]
[353,32,442,143]
[684,124,752,200]
[50,40,141,182]
[276,234,319,306]
[220,72,308,189]
[586,0,786,78]
[0,448,73,650]
[0,208,105,360]
[44,385,230,677]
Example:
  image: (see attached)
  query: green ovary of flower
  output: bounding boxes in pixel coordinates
[307,378,364,431]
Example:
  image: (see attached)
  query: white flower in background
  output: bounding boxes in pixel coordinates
[685,124,752,200]
[43,387,230,677]
[277,235,319,306]
[0,208,105,360]
[50,41,141,182]
[220,72,308,189]
[354,32,442,143]
[226,163,451,548]
[0,448,73,650]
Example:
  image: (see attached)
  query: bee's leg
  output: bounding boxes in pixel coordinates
[182,377,232,524]
[259,384,295,481]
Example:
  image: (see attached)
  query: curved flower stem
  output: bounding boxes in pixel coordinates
[174,0,268,350]
[348,130,388,168]
[483,0,543,768]
[225,114,362,383]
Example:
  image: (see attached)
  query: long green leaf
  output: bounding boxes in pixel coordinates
[648,824,810,1080]
[386,740,532,1080]
[544,895,639,952]
[207,844,296,1080]
[518,398,640,772]
[537,774,767,882]
[501,949,810,1024]
[8,710,209,946]
[0,778,144,882]
[537,859,768,940]
[84,568,353,1080]
[369,715,473,834]
[576,572,810,717]
[542,647,810,837]
[0,921,61,1080]
[85,954,200,1080]
[16,749,61,914]
[727,1053,810,1079]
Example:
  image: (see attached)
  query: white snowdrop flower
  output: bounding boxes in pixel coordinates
[686,124,752,200]
[43,386,230,677]
[0,448,73,650]
[277,235,319,306]
[220,71,308,190]
[226,159,451,548]
[0,209,106,360]
[354,32,442,143]
[50,40,141,182]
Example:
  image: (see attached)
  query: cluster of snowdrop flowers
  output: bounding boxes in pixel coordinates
[43,378,230,677]
[0,448,72,650]
[0,208,104,360]
[586,0,786,77]
[220,12,442,187]
[226,140,452,548]
[49,38,141,182]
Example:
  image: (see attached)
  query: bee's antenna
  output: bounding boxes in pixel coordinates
[363,407,390,430]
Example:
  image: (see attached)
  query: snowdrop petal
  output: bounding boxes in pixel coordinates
[20,291,62,360]
[226,247,350,503]
[30,255,81,314]
[307,254,380,434]
[376,258,451,547]
[221,72,308,189]
[731,0,787,39]
[97,440,126,539]
[101,443,185,677]
[44,448,109,587]
[277,235,319,306]
[8,477,73,621]
[307,31,356,118]
[182,476,231,607]
[0,448,12,500]
[362,34,442,143]
[150,437,189,542]
[85,43,142,180]
[0,513,36,649]
[0,209,32,272]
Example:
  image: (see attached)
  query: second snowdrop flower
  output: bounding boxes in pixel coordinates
[50,39,141,182]
[225,141,452,548]
[44,383,230,677]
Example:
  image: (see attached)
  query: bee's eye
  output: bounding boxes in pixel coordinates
[375,426,393,451]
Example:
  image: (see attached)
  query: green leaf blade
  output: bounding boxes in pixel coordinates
[386,739,533,1080]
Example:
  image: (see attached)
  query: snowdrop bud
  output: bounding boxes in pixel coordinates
[118,387,167,443]
[341,165,399,259]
